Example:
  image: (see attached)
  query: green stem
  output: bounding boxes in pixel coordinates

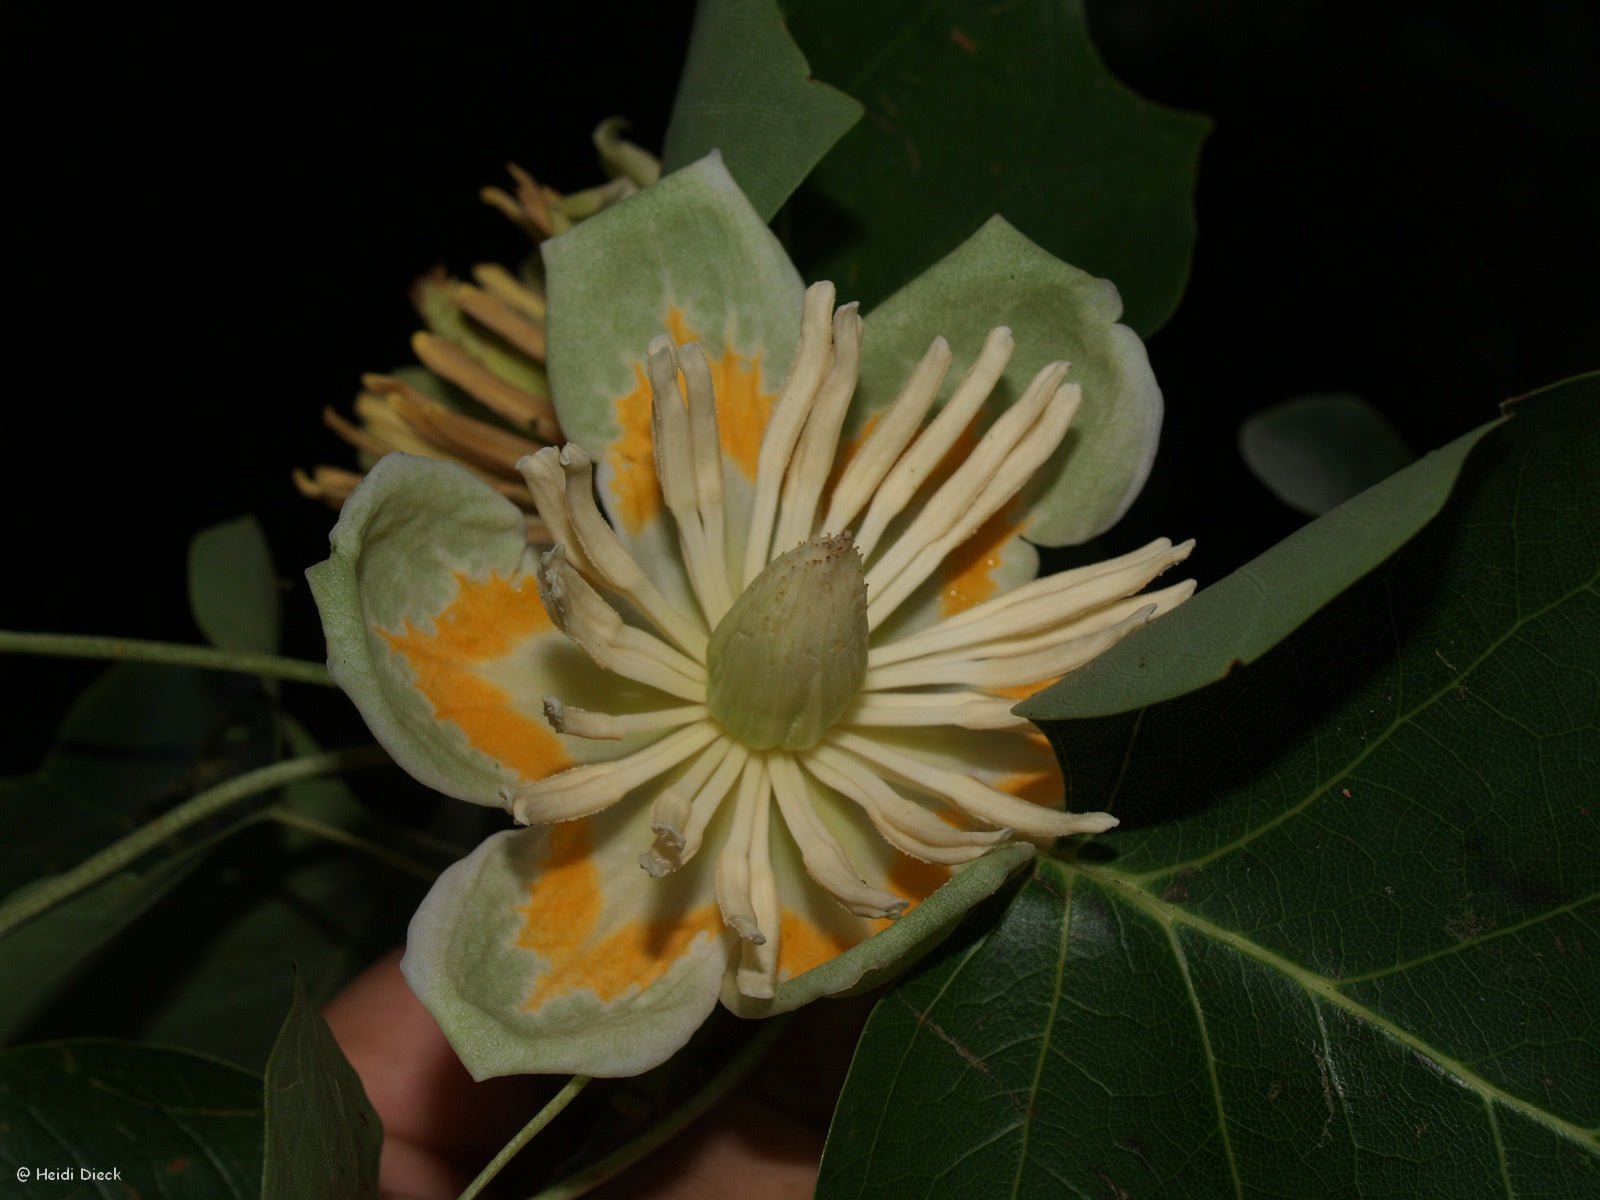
[458,1076,592,1200]
[0,630,334,687]
[263,805,444,882]
[0,745,390,939]
[527,1014,794,1200]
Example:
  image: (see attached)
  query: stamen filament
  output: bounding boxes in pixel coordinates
[536,547,707,701]
[821,336,951,535]
[736,785,780,998]
[865,368,1078,628]
[559,445,710,658]
[839,691,1030,730]
[771,304,862,555]
[716,755,771,943]
[863,603,1160,692]
[679,343,735,621]
[504,722,720,824]
[742,283,836,587]
[852,326,1015,560]
[768,753,907,919]
[825,729,1117,839]
[518,448,595,575]
[870,584,1195,688]
[869,538,1194,667]
[801,747,1011,865]
[643,737,745,874]
[542,698,708,740]
[647,338,730,626]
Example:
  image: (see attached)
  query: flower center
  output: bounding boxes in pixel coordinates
[705,534,868,751]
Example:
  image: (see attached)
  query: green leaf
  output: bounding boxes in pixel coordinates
[1021,411,1501,721]
[1240,392,1416,516]
[661,0,862,220]
[116,822,423,1071]
[0,663,268,1039]
[18,721,424,1068]
[0,857,195,1042]
[783,0,1209,334]
[0,1040,263,1196]
[188,514,282,655]
[819,375,1600,1196]
[261,974,382,1200]
[0,664,263,894]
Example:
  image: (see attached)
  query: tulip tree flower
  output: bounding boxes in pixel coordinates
[309,153,1193,1078]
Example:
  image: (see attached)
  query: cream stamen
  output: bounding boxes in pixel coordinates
[542,698,708,740]
[771,304,862,555]
[505,721,720,824]
[802,747,1011,865]
[826,729,1117,839]
[852,326,1015,559]
[736,789,780,998]
[869,585,1195,689]
[821,336,951,535]
[536,547,707,700]
[870,598,1184,691]
[870,538,1194,667]
[768,754,907,919]
[517,448,596,576]
[558,445,709,658]
[716,755,771,943]
[647,338,730,625]
[865,367,1077,628]
[741,282,836,586]
[839,691,1030,731]
[678,343,735,621]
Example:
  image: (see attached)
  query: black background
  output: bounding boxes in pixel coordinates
[4,1,1596,771]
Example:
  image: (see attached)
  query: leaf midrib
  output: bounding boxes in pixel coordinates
[1056,858,1600,1152]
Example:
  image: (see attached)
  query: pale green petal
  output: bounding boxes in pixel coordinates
[542,153,804,544]
[854,217,1162,546]
[404,801,728,1079]
[307,454,616,806]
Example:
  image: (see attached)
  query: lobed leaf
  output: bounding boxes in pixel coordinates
[782,0,1208,334]
[821,375,1600,1196]
[662,0,862,219]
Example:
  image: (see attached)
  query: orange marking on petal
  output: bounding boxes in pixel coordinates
[609,362,662,532]
[886,856,950,906]
[518,822,602,963]
[937,502,1021,617]
[909,424,1025,618]
[605,306,776,533]
[996,751,1064,809]
[775,858,952,980]
[990,676,1059,702]
[379,571,570,782]
[519,820,724,1005]
[777,909,856,980]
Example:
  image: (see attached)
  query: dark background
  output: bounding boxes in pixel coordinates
[4,1,1596,771]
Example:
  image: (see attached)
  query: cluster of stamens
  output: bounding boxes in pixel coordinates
[506,282,1194,997]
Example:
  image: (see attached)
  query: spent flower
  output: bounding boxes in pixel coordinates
[296,120,658,525]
